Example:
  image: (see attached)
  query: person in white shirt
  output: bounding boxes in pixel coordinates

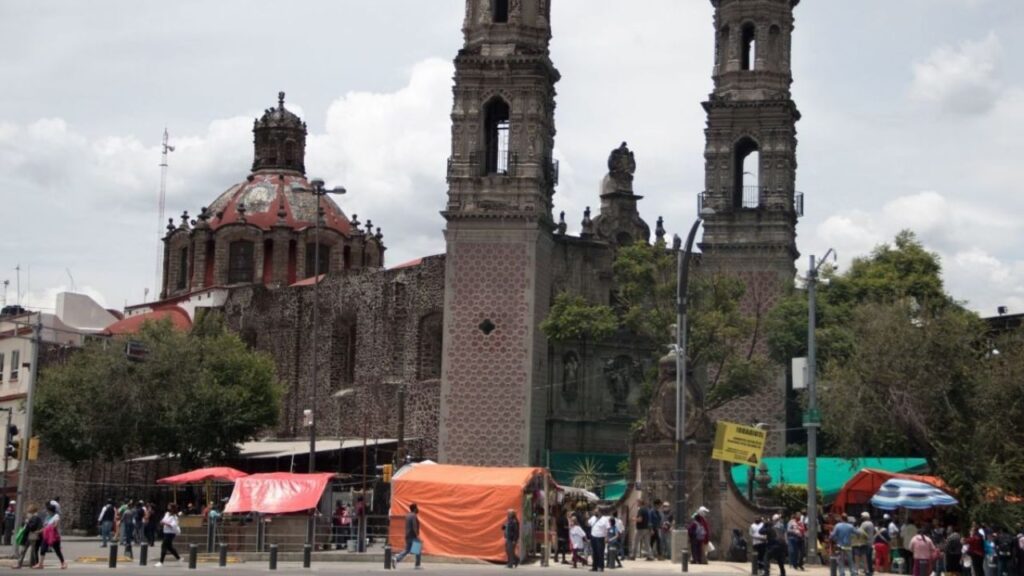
[751,517,768,574]
[591,509,611,572]
[570,516,589,568]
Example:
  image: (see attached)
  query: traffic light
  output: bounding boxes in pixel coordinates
[5,424,18,460]
[382,464,393,483]
[7,439,20,461]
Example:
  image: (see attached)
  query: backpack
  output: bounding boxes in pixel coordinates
[997,534,1014,557]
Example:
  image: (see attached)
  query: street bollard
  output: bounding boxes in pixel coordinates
[109,543,118,568]
[188,544,197,570]
[682,550,690,572]
[830,555,838,576]
[752,553,759,575]
[384,544,392,569]
[269,544,278,570]
[140,543,148,566]
[219,543,228,567]
[303,544,312,568]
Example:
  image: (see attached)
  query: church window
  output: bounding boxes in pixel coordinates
[733,137,760,209]
[9,350,19,382]
[284,139,296,167]
[305,243,331,278]
[176,247,189,290]
[333,319,357,384]
[484,98,510,175]
[417,312,443,381]
[493,0,508,23]
[741,23,756,71]
[227,240,255,284]
[343,245,352,270]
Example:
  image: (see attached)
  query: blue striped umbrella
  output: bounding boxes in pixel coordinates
[870,478,958,510]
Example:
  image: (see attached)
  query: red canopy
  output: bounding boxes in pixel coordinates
[224,472,335,514]
[831,468,952,514]
[156,467,249,485]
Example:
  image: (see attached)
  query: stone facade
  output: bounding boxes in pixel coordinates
[149,0,800,472]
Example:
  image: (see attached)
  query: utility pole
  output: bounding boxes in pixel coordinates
[805,249,834,559]
[13,314,40,554]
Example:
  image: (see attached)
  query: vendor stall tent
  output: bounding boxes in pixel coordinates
[389,463,554,562]
[831,469,952,514]
[224,472,335,514]
[730,457,927,502]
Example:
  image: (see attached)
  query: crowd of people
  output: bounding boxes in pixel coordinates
[94,498,184,566]
[825,513,1024,576]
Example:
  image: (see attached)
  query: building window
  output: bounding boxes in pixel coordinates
[733,137,760,209]
[305,243,331,278]
[484,98,510,175]
[10,350,19,382]
[0,352,4,382]
[493,0,508,23]
[741,23,757,71]
[176,247,189,290]
[227,240,255,284]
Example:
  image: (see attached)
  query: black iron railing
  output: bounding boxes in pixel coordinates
[697,189,804,216]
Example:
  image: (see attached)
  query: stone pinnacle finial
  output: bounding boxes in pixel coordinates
[350,214,360,228]
[580,207,594,239]
[557,211,567,235]
[278,91,285,110]
[655,216,666,241]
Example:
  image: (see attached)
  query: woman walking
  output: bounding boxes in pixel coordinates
[156,503,182,566]
[14,503,43,569]
[33,501,66,569]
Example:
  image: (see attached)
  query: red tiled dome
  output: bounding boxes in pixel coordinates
[204,172,352,236]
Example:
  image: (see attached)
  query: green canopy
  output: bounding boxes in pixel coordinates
[731,457,927,501]
[548,451,628,500]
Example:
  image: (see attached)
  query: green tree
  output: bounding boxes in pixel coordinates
[36,316,282,467]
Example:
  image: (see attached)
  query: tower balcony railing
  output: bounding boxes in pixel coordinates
[698,188,804,217]
[446,152,560,185]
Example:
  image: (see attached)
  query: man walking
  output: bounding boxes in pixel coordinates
[633,500,653,561]
[98,500,115,547]
[503,509,520,568]
[752,516,768,575]
[394,503,422,569]
[120,500,137,560]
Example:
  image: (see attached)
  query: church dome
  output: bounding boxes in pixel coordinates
[203,172,352,236]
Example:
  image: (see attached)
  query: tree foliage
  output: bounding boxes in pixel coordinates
[765,230,1024,523]
[543,241,774,415]
[36,314,282,467]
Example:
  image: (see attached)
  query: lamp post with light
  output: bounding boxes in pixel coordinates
[804,248,835,557]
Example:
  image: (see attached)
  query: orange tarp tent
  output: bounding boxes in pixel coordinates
[831,468,952,514]
[389,463,549,562]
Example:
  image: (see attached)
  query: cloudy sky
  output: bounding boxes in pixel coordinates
[1,0,1021,315]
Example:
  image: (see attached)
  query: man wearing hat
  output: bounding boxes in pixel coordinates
[856,512,876,576]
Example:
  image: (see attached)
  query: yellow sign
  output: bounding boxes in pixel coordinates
[711,421,766,466]
[28,436,39,461]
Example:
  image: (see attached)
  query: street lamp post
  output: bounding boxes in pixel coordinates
[672,216,704,569]
[300,178,345,548]
[805,249,834,560]
[302,178,346,475]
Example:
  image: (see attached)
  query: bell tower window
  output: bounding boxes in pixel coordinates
[733,137,760,209]
[176,247,189,290]
[493,0,508,23]
[227,240,255,284]
[741,23,757,71]
[484,98,510,175]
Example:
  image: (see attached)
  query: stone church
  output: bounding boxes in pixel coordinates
[153,0,803,475]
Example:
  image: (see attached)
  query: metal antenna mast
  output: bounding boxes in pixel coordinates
[156,128,175,300]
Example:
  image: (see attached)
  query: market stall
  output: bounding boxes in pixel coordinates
[388,463,554,562]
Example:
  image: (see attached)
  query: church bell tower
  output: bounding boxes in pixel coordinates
[438,0,559,466]
[699,0,802,282]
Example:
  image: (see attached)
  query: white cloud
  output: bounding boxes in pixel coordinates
[812,191,1024,314]
[910,32,1001,115]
